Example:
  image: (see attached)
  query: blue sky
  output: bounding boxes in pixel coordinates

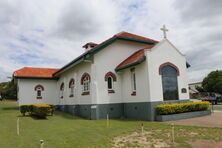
[0,0,222,82]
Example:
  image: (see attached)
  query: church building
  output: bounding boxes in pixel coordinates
[13,29,190,121]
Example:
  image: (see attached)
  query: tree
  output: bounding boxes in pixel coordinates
[202,70,222,95]
[0,81,17,100]
[195,86,206,92]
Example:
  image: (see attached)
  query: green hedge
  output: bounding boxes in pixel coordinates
[20,105,33,116]
[20,104,54,118]
[217,96,222,102]
[156,101,210,115]
[31,104,51,118]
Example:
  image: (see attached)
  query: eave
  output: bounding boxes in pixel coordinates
[14,76,59,80]
[115,56,146,72]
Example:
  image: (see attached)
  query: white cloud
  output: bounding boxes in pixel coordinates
[0,0,221,83]
[0,0,119,82]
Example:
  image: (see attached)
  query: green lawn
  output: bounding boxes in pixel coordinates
[0,101,222,148]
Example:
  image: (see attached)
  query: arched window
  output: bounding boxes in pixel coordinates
[130,68,136,96]
[34,85,44,99]
[105,72,117,93]
[81,73,90,95]
[60,82,64,99]
[159,62,179,101]
[69,78,75,97]
[107,77,113,89]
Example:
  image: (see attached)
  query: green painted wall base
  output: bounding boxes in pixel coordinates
[57,100,190,121]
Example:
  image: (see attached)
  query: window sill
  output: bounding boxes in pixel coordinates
[82,91,90,96]
[36,96,42,99]
[108,90,115,93]
[131,91,136,96]
[69,94,74,98]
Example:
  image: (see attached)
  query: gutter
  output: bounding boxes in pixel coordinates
[14,76,59,80]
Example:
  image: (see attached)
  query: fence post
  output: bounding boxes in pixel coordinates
[211,102,214,113]
[106,113,109,127]
[40,140,44,148]
[171,123,175,147]
[141,123,144,135]
[17,118,19,136]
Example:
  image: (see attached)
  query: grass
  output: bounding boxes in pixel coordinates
[0,101,222,148]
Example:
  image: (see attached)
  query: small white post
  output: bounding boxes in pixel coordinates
[171,123,175,147]
[40,140,44,148]
[106,113,109,127]
[17,118,20,136]
[141,123,144,135]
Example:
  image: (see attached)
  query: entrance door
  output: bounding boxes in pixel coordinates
[161,65,179,100]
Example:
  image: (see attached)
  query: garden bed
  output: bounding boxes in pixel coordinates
[156,110,211,121]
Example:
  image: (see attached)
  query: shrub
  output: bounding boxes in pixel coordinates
[156,101,210,115]
[48,104,55,115]
[31,104,52,118]
[20,105,32,116]
[20,104,54,118]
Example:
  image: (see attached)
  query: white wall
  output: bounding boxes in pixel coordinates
[57,62,92,105]
[93,40,149,104]
[17,39,189,105]
[189,82,202,93]
[121,62,150,102]
[17,79,58,105]
[147,39,190,102]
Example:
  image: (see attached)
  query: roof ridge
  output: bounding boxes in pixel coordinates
[114,31,159,43]
[114,31,127,36]
[21,67,59,70]
[53,31,158,76]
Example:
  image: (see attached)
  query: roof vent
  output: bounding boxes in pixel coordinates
[82,42,97,51]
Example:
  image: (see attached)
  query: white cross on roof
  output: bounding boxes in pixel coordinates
[160,25,169,39]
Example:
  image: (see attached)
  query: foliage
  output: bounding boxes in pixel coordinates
[20,104,54,118]
[156,101,210,115]
[20,105,32,116]
[0,81,17,99]
[48,104,55,115]
[202,70,222,95]
[217,96,222,102]
[195,86,206,92]
[32,104,52,118]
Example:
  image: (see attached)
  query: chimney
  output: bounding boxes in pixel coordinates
[82,42,97,51]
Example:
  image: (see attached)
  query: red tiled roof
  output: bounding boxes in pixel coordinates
[116,45,155,71]
[54,31,158,75]
[13,67,59,78]
[114,31,159,43]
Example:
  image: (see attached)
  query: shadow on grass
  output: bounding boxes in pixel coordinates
[16,114,49,120]
[31,115,49,120]
[17,115,30,118]
[16,111,81,120]
[54,111,85,120]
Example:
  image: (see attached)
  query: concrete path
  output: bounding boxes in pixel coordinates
[168,112,222,128]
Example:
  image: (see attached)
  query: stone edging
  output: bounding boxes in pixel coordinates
[156,110,211,121]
